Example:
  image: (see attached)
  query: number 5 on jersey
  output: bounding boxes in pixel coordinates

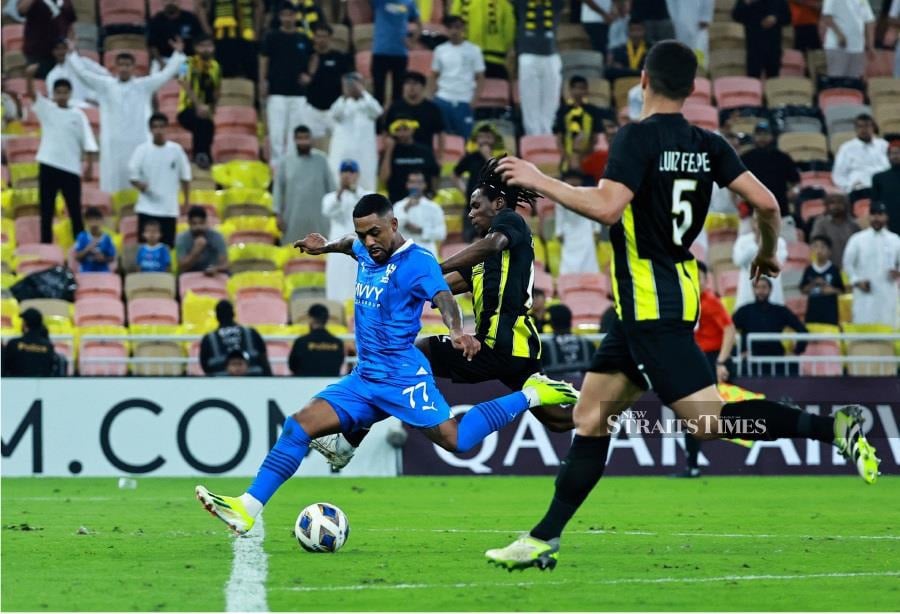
[671,179,697,246]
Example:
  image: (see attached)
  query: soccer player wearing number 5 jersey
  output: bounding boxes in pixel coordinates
[485,39,881,571]
[195,194,578,535]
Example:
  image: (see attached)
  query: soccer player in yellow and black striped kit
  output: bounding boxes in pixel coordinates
[485,39,880,571]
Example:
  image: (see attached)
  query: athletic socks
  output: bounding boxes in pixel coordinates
[246,416,311,506]
[531,435,610,542]
[684,433,701,469]
[455,392,530,453]
[720,399,834,442]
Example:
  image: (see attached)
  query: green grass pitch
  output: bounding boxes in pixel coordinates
[2,476,898,611]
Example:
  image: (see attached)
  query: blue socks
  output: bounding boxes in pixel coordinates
[456,392,530,453]
[247,416,310,505]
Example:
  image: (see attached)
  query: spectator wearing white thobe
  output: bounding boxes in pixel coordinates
[322,160,371,302]
[667,0,713,66]
[842,203,900,327]
[832,116,889,197]
[66,41,185,192]
[821,0,875,78]
[733,226,788,310]
[556,172,600,274]
[393,171,446,257]
[327,73,382,192]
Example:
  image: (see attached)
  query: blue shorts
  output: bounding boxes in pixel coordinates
[315,369,453,430]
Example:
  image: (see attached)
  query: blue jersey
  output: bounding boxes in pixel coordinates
[352,239,448,381]
[136,243,171,272]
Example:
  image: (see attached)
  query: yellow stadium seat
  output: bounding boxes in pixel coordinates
[805,322,841,335]
[596,241,612,271]
[534,239,547,265]
[52,218,74,251]
[720,294,736,314]
[545,239,561,276]
[211,160,271,190]
[111,189,139,218]
[181,291,219,332]
[256,323,309,338]
[1,189,13,217]
[222,187,273,218]
[190,189,225,216]
[1,247,15,274]
[227,242,284,272]
[227,270,285,299]
[219,215,281,244]
[129,323,185,376]
[444,215,463,235]
[837,293,853,325]
[1,218,15,246]
[10,187,39,217]
[1,296,20,328]
[705,212,740,232]
[284,271,327,298]
[434,187,466,208]
[8,162,38,187]
[1,272,17,290]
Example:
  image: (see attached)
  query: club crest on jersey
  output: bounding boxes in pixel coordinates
[380,263,397,284]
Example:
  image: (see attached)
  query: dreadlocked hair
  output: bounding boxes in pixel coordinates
[476,155,539,214]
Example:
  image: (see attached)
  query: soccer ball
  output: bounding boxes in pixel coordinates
[294,502,349,553]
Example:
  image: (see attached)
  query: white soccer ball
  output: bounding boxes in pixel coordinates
[294,502,349,553]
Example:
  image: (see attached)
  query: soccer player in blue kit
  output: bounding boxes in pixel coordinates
[196,194,578,534]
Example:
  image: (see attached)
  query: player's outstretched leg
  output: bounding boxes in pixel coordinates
[196,398,343,534]
[309,433,359,471]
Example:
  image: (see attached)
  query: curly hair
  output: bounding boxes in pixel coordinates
[475,155,539,214]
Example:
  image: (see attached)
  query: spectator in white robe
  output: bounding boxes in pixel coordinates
[322,160,371,302]
[842,202,900,327]
[327,72,382,192]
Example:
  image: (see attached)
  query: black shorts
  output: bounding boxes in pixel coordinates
[427,335,540,390]
[589,318,715,404]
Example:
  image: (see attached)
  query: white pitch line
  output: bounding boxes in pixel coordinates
[225,514,269,612]
[362,527,900,540]
[274,570,900,593]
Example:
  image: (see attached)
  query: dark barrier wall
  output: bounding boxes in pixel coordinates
[402,378,900,476]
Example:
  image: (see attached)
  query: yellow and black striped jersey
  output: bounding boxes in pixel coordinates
[461,209,542,359]
[603,113,746,323]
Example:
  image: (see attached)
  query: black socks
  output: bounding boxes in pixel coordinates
[530,435,610,542]
[720,399,834,442]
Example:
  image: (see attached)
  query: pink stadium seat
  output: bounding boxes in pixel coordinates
[79,342,129,376]
[407,49,433,75]
[786,241,810,266]
[817,88,864,113]
[119,215,138,244]
[187,340,204,375]
[346,0,373,23]
[98,0,146,26]
[713,76,763,108]
[75,297,125,326]
[2,24,24,52]
[102,49,150,76]
[76,272,122,300]
[14,216,40,245]
[53,341,75,375]
[865,50,895,78]
[128,297,179,325]
[519,135,561,166]
[82,186,112,216]
[535,196,555,220]
[533,268,554,295]
[5,136,40,163]
[800,198,826,223]
[267,340,292,376]
[785,295,808,320]
[237,296,288,325]
[682,103,719,131]
[715,269,740,296]
[148,0,193,14]
[15,243,65,275]
[439,242,469,260]
[213,134,259,163]
[82,106,100,134]
[228,231,275,245]
[801,341,843,376]
[474,78,511,108]
[687,77,712,105]
[355,50,372,79]
[557,273,611,298]
[439,133,466,165]
[165,127,193,155]
[157,81,181,107]
[215,106,258,136]
[852,198,871,220]
[283,258,326,274]
[780,49,806,77]
[178,271,229,299]
[564,290,612,326]
[799,170,834,188]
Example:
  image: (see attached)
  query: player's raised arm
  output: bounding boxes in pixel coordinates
[440,232,509,273]
[444,271,472,294]
[293,233,357,258]
[431,290,480,360]
[496,156,634,225]
[727,171,782,281]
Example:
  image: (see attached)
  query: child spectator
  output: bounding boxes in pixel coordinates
[136,219,172,273]
[801,235,845,325]
[74,207,116,273]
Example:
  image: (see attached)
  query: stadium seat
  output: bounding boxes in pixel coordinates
[178,271,228,299]
[824,104,871,136]
[473,78,510,109]
[612,76,640,110]
[75,272,122,300]
[777,133,828,163]
[74,297,125,326]
[715,269,740,296]
[228,242,282,273]
[520,135,561,172]
[329,23,350,53]
[284,271,326,298]
[560,50,605,80]
[786,241,810,269]
[124,272,176,301]
[868,77,900,107]
[828,131,855,155]
[210,160,271,190]
[438,134,466,167]
[800,341,843,376]
[799,170,835,188]
[407,49,433,75]
[220,215,279,245]
[533,268,554,295]
[118,215,138,245]
[557,273,611,299]
[219,78,255,107]
[132,337,185,376]
[2,24,24,52]
[15,243,65,275]
[98,0,145,26]
[283,256,326,274]
[817,88,864,113]
[212,134,259,163]
[215,106,258,137]
[682,104,719,131]
[687,77,712,105]
[128,297,179,325]
[709,49,746,79]
[557,22,591,51]
[13,215,40,246]
[355,50,372,80]
[764,77,813,107]
[346,0,372,23]
[864,49,895,78]
[708,22,745,51]
[227,270,284,300]
[351,22,374,51]
[236,295,288,325]
[564,290,612,329]
[779,48,806,77]
[784,295,807,320]
[4,136,40,163]
[265,337,292,376]
[81,185,113,216]
[713,77,763,109]
[222,187,273,218]
[874,103,900,134]
[78,339,129,376]
[19,298,71,321]
[290,297,345,325]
